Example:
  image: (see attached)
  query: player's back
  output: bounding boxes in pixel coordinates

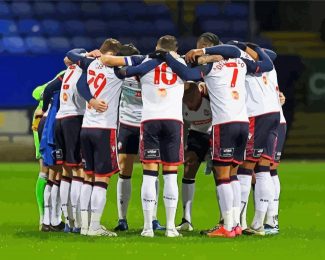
[83,59,123,129]
[245,65,280,117]
[119,77,142,127]
[56,65,85,119]
[140,57,185,122]
[204,57,248,125]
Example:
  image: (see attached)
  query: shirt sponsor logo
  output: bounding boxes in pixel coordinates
[220,148,234,158]
[144,149,160,159]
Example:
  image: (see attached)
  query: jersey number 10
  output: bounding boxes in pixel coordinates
[154,63,177,85]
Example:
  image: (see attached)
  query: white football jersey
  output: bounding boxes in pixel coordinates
[183,97,212,134]
[203,57,248,125]
[119,77,142,127]
[266,68,286,123]
[245,67,280,117]
[82,59,123,129]
[56,65,85,119]
[140,57,185,122]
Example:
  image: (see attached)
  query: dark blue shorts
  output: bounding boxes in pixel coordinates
[117,123,140,155]
[80,128,119,177]
[273,123,287,164]
[246,112,280,162]
[55,115,83,166]
[212,122,249,165]
[186,129,210,162]
[140,120,184,165]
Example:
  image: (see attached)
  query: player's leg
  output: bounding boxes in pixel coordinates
[35,117,48,228]
[247,113,280,235]
[160,120,184,237]
[230,122,249,236]
[206,124,237,238]
[62,116,84,233]
[139,121,161,237]
[50,168,63,231]
[87,129,119,237]
[237,116,260,230]
[265,123,286,234]
[115,123,139,231]
[79,128,95,235]
[152,172,165,231]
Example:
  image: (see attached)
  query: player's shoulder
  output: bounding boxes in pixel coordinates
[239,50,254,61]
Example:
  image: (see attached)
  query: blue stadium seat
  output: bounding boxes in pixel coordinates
[0,19,17,36]
[131,21,155,37]
[85,19,109,37]
[11,2,33,18]
[154,19,177,36]
[118,37,138,47]
[232,20,248,38]
[200,20,232,37]
[120,2,148,20]
[224,4,248,18]
[33,2,56,18]
[177,36,197,54]
[47,37,71,53]
[71,36,95,50]
[101,2,122,18]
[64,20,86,36]
[56,2,80,19]
[0,2,12,18]
[146,4,171,18]
[2,36,27,53]
[137,36,157,54]
[17,19,42,36]
[106,20,132,37]
[195,3,220,19]
[25,36,49,54]
[41,20,64,36]
[81,2,101,18]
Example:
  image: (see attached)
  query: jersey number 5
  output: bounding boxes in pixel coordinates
[154,63,177,85]
[88,70,106,98]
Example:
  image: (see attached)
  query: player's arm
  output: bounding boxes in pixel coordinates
[76,72,108,112]
[37,75,64,117]
[241,47,274,73]
[101,54,146,67]
[66,48,92,69]
[117,59,162,78]
[197,55,223,65]
[165,53,211,81]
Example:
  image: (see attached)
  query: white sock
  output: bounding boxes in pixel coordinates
[230,176,241,227]
[152,177,159,221]
[50,182,60,226]
[163,173,178,230]
[216,180,233,231]
[90,183,108,230]
[60,178,71,224]
[117,176,131,220]
[252,170,274,229]
[39,172,48,180]
[141,173,157,230]
[182,178,195,223]
[237,170,253,229]
[80,182,93,229]
[266,170,281,226]
[43,182,52,225]
[70,177,83,228]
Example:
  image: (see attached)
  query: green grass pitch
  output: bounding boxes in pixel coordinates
[0,161,325,259]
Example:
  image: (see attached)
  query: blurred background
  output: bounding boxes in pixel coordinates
[0,0,324,161]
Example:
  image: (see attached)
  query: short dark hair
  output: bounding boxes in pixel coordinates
[117,43,140,56]
[157,35,178,52]
[99,38,122,55]
[198,32,220,46]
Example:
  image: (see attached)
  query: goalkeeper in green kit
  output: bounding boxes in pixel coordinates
[32,71,65,229]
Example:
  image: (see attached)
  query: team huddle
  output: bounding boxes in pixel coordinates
[32,32,286,238]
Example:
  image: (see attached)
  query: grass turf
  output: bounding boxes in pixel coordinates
[0,161,325,259]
